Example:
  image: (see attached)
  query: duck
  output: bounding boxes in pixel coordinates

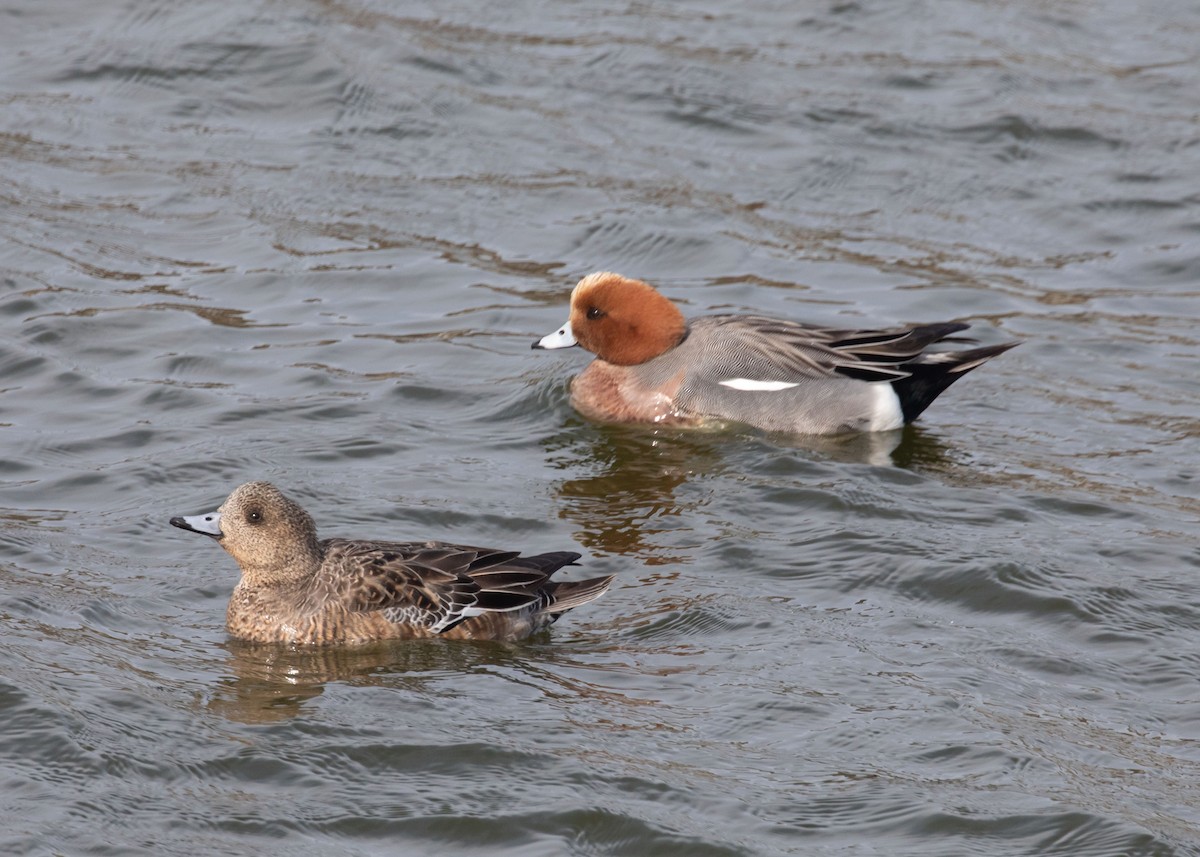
[532,272,1018,435]
[169,481,613,645]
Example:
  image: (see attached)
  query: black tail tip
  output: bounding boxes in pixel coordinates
[894,339,1018,423]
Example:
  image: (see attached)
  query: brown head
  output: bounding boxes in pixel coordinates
[535,272,687,365]
[171,481,323,586]
[569,273,688,364]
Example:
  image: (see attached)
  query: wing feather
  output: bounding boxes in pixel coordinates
[316,540,587,635]
[702,316,974,384]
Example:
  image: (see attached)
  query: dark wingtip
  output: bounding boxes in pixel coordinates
[504,550,583,573]
[948,339,1021,371]
[894,339,1019,423]
[545,574,615,613]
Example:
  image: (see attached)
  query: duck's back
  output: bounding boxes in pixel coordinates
[636,315,903,435]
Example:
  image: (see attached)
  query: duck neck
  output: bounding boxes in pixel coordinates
[232,545,322,592]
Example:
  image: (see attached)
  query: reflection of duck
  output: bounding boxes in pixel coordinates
[207,632,640,725]
[544,424,726,564]
[765,427,905,467]
[170,481,612,644]
[543,419,960,564]
[534,272,1017,435]
[888,424,965,472]
[206,637,501,723]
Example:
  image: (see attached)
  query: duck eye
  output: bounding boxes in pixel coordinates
[586,306,604,320]
[246,510,264,524]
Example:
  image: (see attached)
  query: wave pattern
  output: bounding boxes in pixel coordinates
[1,0,1199,854]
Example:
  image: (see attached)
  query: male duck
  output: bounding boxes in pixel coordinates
[533,272,1018,435]
[170,481,613,645]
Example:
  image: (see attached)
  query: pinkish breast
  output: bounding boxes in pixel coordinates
[569,361,696,426]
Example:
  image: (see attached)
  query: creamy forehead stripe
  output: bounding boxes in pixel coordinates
[718,378,800,392]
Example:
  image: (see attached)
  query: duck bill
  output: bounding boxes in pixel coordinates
[170,511,223,539]
[532,320,577,350]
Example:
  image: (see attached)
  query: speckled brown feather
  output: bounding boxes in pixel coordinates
[172,482,613,645]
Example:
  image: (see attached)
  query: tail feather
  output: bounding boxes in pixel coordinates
[829,322,988,383]
[543,575,615,614]
[892,340,1019,423]
[829,322,970,362]
[503,551,582,573]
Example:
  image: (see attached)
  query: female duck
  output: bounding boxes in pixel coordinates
[171,481,612,645]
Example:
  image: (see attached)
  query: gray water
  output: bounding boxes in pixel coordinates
[3,1,1200,854]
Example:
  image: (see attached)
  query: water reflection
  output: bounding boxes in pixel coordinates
[888,424,961,471]
[30,302,263,328]
[542,419,951,564]
[765,426,909,467]
[206,637,503,723]
[207,633,648,726]
[544,423,723,565]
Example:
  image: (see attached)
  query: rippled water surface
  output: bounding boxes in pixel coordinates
[3,1,1200,854]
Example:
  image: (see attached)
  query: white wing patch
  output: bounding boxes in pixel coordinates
[718,378,801,392]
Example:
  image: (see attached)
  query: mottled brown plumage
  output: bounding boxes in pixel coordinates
[170,481,613,645]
